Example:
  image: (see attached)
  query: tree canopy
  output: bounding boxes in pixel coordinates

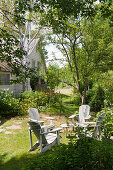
[0,0,113,98]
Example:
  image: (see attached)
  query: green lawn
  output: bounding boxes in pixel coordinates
[0,93,78,170]
[0,115,113,170]
[0,115,71,170]
[0,94,113,170]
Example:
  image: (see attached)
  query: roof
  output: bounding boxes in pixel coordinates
[0,62,12,72]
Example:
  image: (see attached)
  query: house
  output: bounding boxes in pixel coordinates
[0,39,46,97]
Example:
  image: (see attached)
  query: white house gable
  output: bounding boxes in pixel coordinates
[0,39,46,97]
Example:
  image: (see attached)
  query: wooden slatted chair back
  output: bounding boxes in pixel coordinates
[79,105,90,123]
[28,121,47,144]
[28,108,40,121]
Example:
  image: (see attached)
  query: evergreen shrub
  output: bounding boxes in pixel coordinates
[0,90,24,116]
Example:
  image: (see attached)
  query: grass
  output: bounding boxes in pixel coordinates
[43,94,79,117]
[1,115,113,170]
[0,93,80,169]
[1,93,112,170]
[0,114,72,170]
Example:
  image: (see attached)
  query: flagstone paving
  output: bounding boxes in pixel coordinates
[0,122,22,134]
[5,131,14,134]
[6,125,21,129]
[0,129,5,132]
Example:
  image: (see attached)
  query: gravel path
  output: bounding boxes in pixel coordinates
[55,88,73,95]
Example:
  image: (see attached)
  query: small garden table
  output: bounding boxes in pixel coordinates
[60,123,72,136]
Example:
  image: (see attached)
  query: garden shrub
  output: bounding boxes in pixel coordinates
[97,107,113,138]
[104,81,113,106]
[89,86,105,112]
[0,90,24,116]
[20,90,61,113]
[85,89,95,105]
[23,136,113,170]
[73,93,81,105]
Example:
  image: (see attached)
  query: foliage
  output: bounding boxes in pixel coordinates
[72,93,81,106]
[23,136,113,170]
[0,0,43,85]
[44,8,113,104]
[104,81,113,106]
[20,90,62,113]
[0,116,113,170]
[89,86,105,112]
[97,106,113,138]
[0,28,28,79]
[0,89,24,116]
[100,0,113,26]
[46,64,60,90]
[59,65,74,87]
[85,89,95,105]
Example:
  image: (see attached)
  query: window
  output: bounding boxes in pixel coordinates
[0,73,10,85]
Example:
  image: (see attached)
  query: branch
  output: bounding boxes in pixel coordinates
[23,22,29,45]
[56,34,80,93]
[28,27,41,45]
[1,11,19,31]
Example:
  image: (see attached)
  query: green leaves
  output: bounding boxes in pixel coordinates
[46,64,60,90]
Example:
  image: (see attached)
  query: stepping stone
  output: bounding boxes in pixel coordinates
[5,131,13,134]
[0,129,5,133]
[6,125,21,129]
[15,122,22,124]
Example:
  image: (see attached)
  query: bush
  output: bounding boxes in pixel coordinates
[85,89,95,105]
[73,94,81,105]
[97,107,113,138]
[104,81,113,106]
[20,90,62,113]
[89,86,105,112]
[23,137,113,170]
[0,90,24,116]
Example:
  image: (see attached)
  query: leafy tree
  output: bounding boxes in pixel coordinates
[0,0,45,88]
[42,3,113,104]
[46,64,60,90]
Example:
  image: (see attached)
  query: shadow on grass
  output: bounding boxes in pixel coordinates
[0,117,11,126]
[45,103,79,117]
[0,137,113,170]
[0,144,68,170]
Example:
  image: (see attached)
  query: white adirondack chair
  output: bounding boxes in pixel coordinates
[69,109,106,140]
[28,108,55,131]
[88,113,106,140]
[28,121,62,153]
[69,105,91,127]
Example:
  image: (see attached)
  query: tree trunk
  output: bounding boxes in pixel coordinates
[81,79,87,105]
[82,96,85,105]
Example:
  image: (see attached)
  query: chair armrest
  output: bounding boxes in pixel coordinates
[88,124,100,128]
[30,119,44,123]
[41,125,48,129]
[68,114,78,119]
[41,116,55,120]
[41,128,62,135]
[83,122,96,125]
[84,115,91,120]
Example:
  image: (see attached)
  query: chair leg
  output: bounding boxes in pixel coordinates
[56,131,60,145]
[29,128,33,150]
[40,134,43,152]
[98,126,102,140]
